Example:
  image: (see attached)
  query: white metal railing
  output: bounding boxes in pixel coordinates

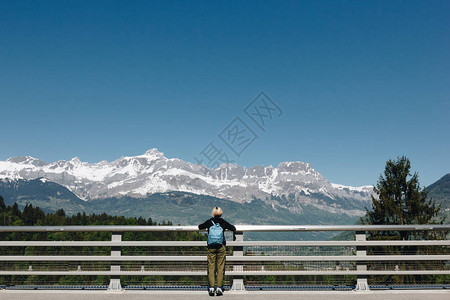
[0,225,449,291]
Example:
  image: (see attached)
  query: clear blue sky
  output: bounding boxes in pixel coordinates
[1,0,449,187]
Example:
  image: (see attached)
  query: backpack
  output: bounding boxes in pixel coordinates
[207,220,224,246]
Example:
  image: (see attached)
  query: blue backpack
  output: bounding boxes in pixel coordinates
[207,220,224,246]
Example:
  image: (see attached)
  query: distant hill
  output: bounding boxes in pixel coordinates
[426,173,450,220]
[0,178,89,215]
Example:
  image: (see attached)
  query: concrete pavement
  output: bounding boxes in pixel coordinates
[1,289,449,300]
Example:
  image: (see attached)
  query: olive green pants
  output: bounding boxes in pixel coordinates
[207,245,226,288]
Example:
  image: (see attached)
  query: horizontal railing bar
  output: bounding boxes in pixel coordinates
[0,241,207,247]
[1,240,449,247]
[2,255,449,261]
[0,270,448,276]
[232,240,450,246]
[0,224,449,232]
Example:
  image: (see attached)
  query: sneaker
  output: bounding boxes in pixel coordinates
[215,287,223,296]
[208,288,215,296]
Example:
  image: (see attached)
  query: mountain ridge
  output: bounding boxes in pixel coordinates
[0,178,361,240]
[426,173,450,219]
[0,148,373,217]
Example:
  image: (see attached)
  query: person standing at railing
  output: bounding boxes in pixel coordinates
[198,206,236,296]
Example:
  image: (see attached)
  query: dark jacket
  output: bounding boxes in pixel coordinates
[198,216,236,249]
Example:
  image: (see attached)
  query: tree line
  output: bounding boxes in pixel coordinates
[0,198,208,286]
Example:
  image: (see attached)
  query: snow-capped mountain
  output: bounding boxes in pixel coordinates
[0,149,373,216]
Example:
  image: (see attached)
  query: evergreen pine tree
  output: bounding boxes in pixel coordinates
[11,203,21,218]
[362,156,444,284]
[56,208,66,217]
[0,196,6,212]
[363,156,441,238]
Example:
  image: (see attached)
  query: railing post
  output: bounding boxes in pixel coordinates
[107,231,122,291]
[231,231,246,292]
[355,230,369,291]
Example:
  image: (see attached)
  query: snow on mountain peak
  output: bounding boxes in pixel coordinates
[6,156,48,167]
[144,148,164,157]
[70,157,82,165]
[6,155,34,162]
[331,183,374,193]
[277,161,313,172]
